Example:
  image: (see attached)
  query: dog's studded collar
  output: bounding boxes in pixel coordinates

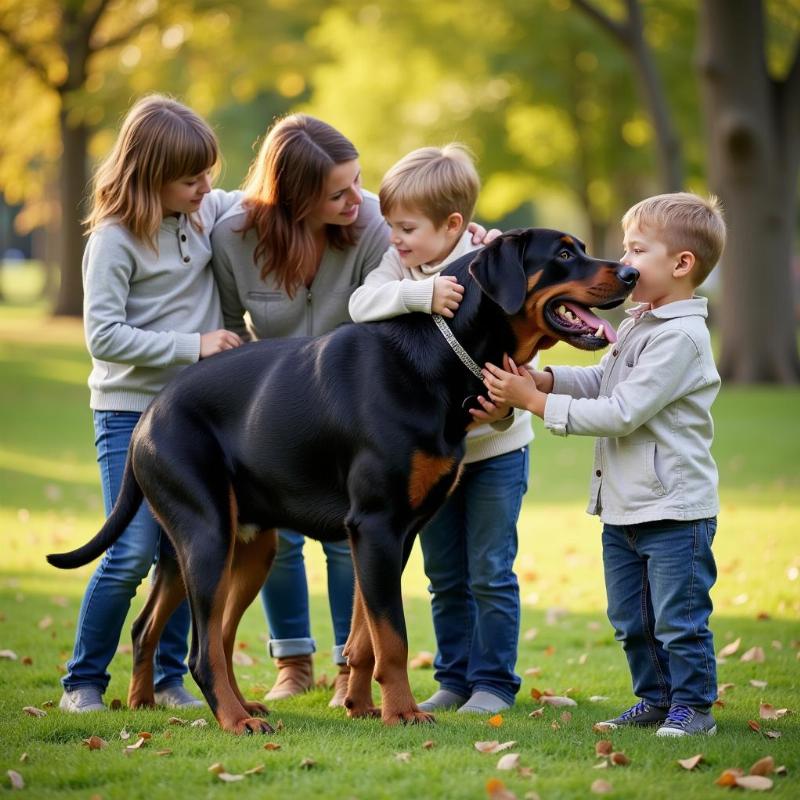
[431,314,484,380]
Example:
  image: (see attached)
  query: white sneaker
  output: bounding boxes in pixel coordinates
[59,686,107,713]
[153,685,204,708]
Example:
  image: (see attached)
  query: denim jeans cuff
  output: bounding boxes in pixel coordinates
[332,644,347,665]
[268,637,316,658]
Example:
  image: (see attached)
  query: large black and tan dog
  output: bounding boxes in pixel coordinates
[49,229,637,734]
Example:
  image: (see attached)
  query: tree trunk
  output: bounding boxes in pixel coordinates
[697,0,800,383]
[52,105,89,317]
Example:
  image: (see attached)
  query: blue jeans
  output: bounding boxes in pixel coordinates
[62,411,190,693]
[420,447,529,705]
[602,518,718,710]
[260,530,354,664]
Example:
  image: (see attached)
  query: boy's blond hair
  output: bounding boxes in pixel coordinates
[622,192,726,286]
[379,144,480,232]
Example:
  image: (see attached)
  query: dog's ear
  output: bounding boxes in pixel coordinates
[468,229,529,314]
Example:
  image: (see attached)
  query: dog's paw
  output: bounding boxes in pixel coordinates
[383,709,435,726]
[127,695,155,709]
[243,701,269,716]
[345,703,381,719]
[231,717,275,735]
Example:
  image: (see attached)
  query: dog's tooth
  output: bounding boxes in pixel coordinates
[596,324,605,339]
[558,304,567,315]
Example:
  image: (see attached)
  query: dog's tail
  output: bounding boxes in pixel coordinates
[47,452,143,569]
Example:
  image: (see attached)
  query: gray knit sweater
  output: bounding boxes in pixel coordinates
[83,189,240,412]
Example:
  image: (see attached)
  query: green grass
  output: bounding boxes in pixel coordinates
[0,288,798,798]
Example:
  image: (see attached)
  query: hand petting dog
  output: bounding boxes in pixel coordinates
[483,354,554,418]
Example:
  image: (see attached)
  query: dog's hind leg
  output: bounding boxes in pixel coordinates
[128,551,186,709]
[222,527,277,720]
[342,581,379,719]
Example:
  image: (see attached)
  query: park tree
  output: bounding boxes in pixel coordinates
[697,0,800,383]
[0,0,323,316]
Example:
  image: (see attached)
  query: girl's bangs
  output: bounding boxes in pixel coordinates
[165,124,219,181]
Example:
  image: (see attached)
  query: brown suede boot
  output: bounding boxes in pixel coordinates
[328,663,351,708]
[264,655,314,700]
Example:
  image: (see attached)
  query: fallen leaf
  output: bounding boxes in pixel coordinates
[716,768,745,786]
[592,722,614,733]
[523,628,538,641]
[486,777,517,799]
[244,765,264,775]
[540,695,577,707]
[749,756,775,776]
[530,687,543,700]
[543,645,556,656]
[190,719,208,728]
[518,767,535,779]
[488,714,504,727]
[37,615,53,630]
[741,646,766,663]
[550,721,560,731]
[422,740,435,749]
[136,731,152,739]
[595,740,613,757]
[528,707,544,718]
[21,656,33,666]
[749,680,768,689]
[678,754,704,770]
[217,772,245,783]
[409,651,434,669]
[232,651,254,667]
[747,720,762,732]
[718,682,736,694]
[775,765,787,776]
[395,752,412,763]
[497,753,521,770]
[578,653,589,665]
[593,760,609,770]
[41,700,54,709]
[82,735,107,750]
[123,737,148,753]
[275,719,285,731]
[475,741,515,753]
[23,706,46,717]
[300,758,315,769]
[18,754,28,764]
[717,638,741,658]
[524,667,542,677]
[589,696,608,703]
[764,730,781,739]
[560,711,573,723]
[168,717,188,726]
[759,703,790,720]
[610,752,630,767]
[771,640,782,650]
[734,775,773,791]
[263,742,281,751]
[591,778,613,794]
[7,770,24,790]
[0,650,18,660]
[208,763,225,774]
[156,749,172,756]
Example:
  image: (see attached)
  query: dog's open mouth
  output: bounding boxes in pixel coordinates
[545,299,618,350]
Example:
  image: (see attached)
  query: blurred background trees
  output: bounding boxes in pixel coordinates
[0,0,797,382]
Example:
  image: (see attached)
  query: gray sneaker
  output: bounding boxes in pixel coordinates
[418,689,469,712]
[600,699,669,729]
[656,704,717,737]
[59,686,107,713]
[154,685,204,708]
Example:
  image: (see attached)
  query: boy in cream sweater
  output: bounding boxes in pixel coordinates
[349,146,532,713]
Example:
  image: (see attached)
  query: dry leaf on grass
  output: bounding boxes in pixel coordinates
[217,772,245,783]
[524,667,542,677]
[759,703,790,720]
[232,651,254,667]
[475,741,517,754]
[208,763,225,774]
[592,722,614,733]
[590,778,613,794]
[747,720,762,733]
[523,628,538,641]
[734,775,774,791]
[485,777,517,799]
[749,756,774,776]
[716,768,745,786]
[168,717,187,726]
[718,682,736,694]
[589,696,608,703]
[190,719,207,728]
[7,770,24,790]
[395,752,412,763]
[156,750,172,757]
[677,754,704,770]
[37,615,53,630]
[488,714,504,727]
[0,650,18,660]
[528,707,544,718]
[409,651,434,669]
[741,646,766,663]
[244,765,264,775]
[610,752,630,767]
[21,657,33,666]
[263,742,281,751]
[540,695,577,707]
[749,680,768,688]
[22,706,46,717]
[82,736,107,750]
[18,754,28,764]
[123,736,148,753]
[560,711,573,723]
[119,728,131,740]
[717,638,741,658]
[422,740,435,749]
[595,740,613,757]
[300,758,316,769]
[764,730,781,739]
[497,753,521,771]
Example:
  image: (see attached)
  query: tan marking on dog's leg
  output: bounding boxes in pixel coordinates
[128,559,186,709]
[222,529,277,719]
[366,615,433,726]
[408,452,456,509]
[343,581,379,718]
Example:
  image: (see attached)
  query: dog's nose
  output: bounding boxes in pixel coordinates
[617,266,639,286]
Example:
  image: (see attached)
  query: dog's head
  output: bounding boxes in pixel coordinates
[469,228,637,355]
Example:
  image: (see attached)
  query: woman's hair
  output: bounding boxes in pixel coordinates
[240,114,359,297]
[85,95,219,248]
[379,144,479,231]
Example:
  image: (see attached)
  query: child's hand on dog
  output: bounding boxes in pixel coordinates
[467,394,513,427]
[432,275,464,318]
[483,355,548,417]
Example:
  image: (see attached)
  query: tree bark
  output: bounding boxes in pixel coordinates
[697,0,800,383]
[53,109,89,316]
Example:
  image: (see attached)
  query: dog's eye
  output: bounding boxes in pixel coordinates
[559,250,572,260]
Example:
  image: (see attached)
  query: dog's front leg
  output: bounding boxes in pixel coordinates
[351,531,433,726]
[342,582,379,719]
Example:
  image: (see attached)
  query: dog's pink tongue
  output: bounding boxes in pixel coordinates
[563,302,618,343]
